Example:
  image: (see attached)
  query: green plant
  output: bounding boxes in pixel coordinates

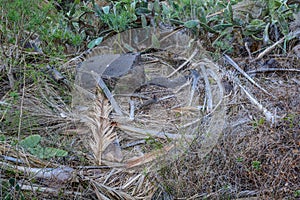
[294,190,300,198]
[1,178,25,200]
[94,1,137,32]
[251,160,261,170]
[19,134,68,159]
[145,136,163,150]
[283,113,297,128]
[252,118,265,129]
[236,157,243,162]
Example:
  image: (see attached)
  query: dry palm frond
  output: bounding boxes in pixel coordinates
[85,87,119,165]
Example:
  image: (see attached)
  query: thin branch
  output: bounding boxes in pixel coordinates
[188,69,200,106]
[247,68,300,74]
[167,48,198,78]
[251,29,300,62]
[224,54,274,97]
[92,71,123,116]
[200,64,213,112]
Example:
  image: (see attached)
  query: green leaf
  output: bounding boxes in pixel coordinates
[184,20,199,28]
[87,37,103,49]
[227,2,233,23]
[135,7,151,15]
[19,134,41,149]
[213,23,233,31]
[28,145,43,158]
[141,15,147,28]
[200,22,219,33]
[199,7,207,24]
[153,0,160,13]
[9,178,16,186]
[124,43,135,52]
[0,134,6,142]
[102,6,110,14]
[151,34,160,49]
[52,148,68,157]
[29,146,68,159]
[162,3,170,16]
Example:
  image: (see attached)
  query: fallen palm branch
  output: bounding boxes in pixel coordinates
[85,86,120,165]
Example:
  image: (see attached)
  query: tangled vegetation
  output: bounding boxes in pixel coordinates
[0,0,299,199]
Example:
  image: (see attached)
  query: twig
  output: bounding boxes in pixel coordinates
[0,161,74,182]
[18,57,26,142]
[223,54,274,97]
[122,140,146,148]
[251,29,300,62]
[200,64,213,112]
[129,100,135,120]
[1,155,24,164]
[188,69,200,106]
[245,42,253,59]
[239,84,277,123]
[247,68,300,74]
[20,184,83,197]
[167,48,199,78]
[251,36,286,62]
[94,72,123,116]
[230,73,279,123]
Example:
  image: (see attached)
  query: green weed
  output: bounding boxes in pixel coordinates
[251,160,261,170]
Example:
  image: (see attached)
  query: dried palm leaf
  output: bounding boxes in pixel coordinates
[85,87,121,165]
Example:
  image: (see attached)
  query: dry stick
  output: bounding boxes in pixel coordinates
[158,26,184,43]
[251,29,300,62]
[121,174,142,190]
[223,54,274,98]
[180,61,224,128]
[0,161,74,182]
[167,48,199,78]
[1,155,24,164]
[229,72,278,123]
[247,68,300,74]
[199,64,213,112]
[245,42,253,59]
[251,36,286,62]
[91,71,123,116]
[129,100,135,120]
[188,69,200,106]
[238,84,277,123]
[21,185,83,196]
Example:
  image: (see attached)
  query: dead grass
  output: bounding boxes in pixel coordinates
[1,19,300,200]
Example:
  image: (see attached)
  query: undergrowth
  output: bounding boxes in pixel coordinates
[0,0,299,199]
